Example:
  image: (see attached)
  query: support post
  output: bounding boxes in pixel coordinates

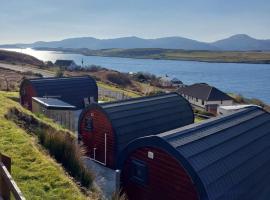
[0,153,11,200]
[115,169,121,192]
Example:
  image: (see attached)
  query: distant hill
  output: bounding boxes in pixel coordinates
[211,34,270,51]
[1,34,270,51]
[0,49,44,66]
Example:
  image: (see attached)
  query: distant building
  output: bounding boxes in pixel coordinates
[160,76,184,88]
[55,60,78,70]
[170,78,183,87]
[178,83,234,114]
[217,104,260,115]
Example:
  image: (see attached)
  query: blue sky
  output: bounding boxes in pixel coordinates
[0,0,269,43]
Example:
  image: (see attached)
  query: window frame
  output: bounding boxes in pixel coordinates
[130,159,148,186]
[84,116,93,132]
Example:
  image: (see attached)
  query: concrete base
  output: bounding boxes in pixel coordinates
[83,157,118,200]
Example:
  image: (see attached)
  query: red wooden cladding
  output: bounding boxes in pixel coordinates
[20,83,37,110]
[121,147,199,200]
[80,108,115,168]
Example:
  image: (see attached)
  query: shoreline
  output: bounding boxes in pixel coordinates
[11,47,270,65]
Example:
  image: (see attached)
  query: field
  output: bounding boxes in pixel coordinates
[0,92,95,199]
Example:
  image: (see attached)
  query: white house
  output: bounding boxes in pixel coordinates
[178,83,234,114]
[55,60,78,70]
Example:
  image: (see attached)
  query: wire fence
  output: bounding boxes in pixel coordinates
[98,86,131,101]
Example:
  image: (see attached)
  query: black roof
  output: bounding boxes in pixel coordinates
[21,76,98,109]
[80,92,194,159]
[32,97,76,110]
[119,107,270,200]
[178,83,233,101]
[55,60,76,66]
[171,78,183,84]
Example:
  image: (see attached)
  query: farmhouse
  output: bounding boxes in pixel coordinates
[20,76,98,110]
[178,83,234,114]
[55,60,78,70]
[78,92,194,168]
[118,106,270,200]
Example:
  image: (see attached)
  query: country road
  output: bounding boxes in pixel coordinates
[0,62,54,77]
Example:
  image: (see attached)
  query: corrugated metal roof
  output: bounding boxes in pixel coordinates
[32,97,76,109]
[166,107,270,200]
[23,76,97,109]
[119,107,270,200]
[100,92,194,157]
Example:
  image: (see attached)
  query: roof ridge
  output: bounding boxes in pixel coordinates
[28,75,92,81]
[206,85,213,101]
[169,109,264,148]
[100,92,179,107]
[160,107,259,139]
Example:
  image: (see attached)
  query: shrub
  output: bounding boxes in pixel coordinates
[55,69,64,77]
[194,109,215,117]
[133,72,158,83]
[146,90,165,96]
[5,107,94,189]
[111,189,128,200]
[85,65,104,72]
[107,73,132,87]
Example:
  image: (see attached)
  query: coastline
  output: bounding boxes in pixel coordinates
[34,47,270,65]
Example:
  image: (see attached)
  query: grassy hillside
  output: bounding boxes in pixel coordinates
[0,49,44,66]
[0,92,94,199]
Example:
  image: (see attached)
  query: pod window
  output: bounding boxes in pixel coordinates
[130,159,148,186]
[84,116,93,131]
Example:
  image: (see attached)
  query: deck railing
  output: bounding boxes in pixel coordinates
[0,153,25,200]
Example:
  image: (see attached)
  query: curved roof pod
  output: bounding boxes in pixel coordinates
[118,106,270,200]
[78,92,194,168]
[20,76,98,110]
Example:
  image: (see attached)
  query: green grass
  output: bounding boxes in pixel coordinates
[97,81,141,98]
[0,91,91,199]
[195,117,204,123]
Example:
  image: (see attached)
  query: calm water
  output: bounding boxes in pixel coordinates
[3,48,270,104]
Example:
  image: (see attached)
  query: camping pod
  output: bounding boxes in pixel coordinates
[78,93,194,168]
[118,106,270,200]
[20,76,98,110]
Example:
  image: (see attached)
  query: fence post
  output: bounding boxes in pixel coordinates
[0,153,11,200]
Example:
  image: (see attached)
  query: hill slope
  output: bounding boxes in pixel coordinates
[0,49,44,66]
[211,34,270,51]
[0,92,90,199]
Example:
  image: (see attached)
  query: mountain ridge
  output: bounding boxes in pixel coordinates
[1,34,270,51]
